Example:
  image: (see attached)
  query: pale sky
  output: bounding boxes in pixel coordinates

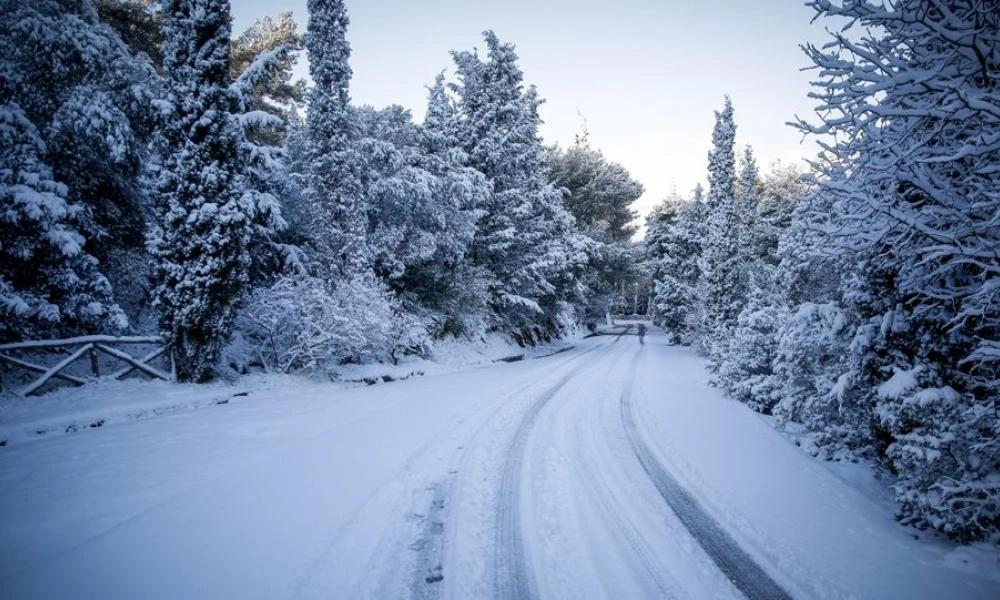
[231,0,830,220]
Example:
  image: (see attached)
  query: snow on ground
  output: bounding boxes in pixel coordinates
[0,324,996,599]
[0,330,575,448]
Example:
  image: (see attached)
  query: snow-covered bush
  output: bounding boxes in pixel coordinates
[718,278,789,414]
[237,274,428,373]
[770,303,859,456]
[877,366,1000,542]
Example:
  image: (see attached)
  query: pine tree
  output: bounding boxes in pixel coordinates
[0,0,146,340]
[452,31,586,332]
[408,74,492,333]
[547,133,643,324]
[148,0,271,381]
[352,101,483,325]
[717,162,808,412]
[753,161,807,268]
[647,186,704,343]
[303,0,365,275]
[736,145,760,269]
[698,96,745,364]
[547,138,643,243]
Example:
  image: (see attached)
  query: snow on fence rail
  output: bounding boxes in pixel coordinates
[0,335,173,396]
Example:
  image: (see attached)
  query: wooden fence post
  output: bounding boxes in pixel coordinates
[90,345,100,378]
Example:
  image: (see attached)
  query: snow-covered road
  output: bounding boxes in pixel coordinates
[1,326,996,599]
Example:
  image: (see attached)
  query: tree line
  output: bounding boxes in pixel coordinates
[1,0,643,380]
[646,0,999,543]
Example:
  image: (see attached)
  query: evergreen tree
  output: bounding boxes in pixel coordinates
[547,132,643,324]
[753,161,808,268]
[647,186,704,343]
[736,144,760,272]
[408,74,493,333]
[94,0,165,66]
[149,0,276,381]
[547,138,642,243]
[303,0,365,275]
[229,11,305,147]
[698,96,745,363]
[352,101,484,329]
[452,31,586,333]
[0,0,150,340]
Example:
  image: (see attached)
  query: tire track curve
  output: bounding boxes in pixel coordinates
[492,344,604,599]
[620,345,793,600]
[409,343,602,600]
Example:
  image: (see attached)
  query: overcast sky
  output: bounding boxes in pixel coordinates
[231,0,831,221]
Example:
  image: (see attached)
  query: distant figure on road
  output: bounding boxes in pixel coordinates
[638,323,646,344]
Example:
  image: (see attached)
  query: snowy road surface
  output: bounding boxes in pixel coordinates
[1,326,996,599]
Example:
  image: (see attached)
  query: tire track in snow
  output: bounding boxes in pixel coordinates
[492,345,602,600]
[569,343,680,598]
[620,346,793,600]
[409,350,586,599]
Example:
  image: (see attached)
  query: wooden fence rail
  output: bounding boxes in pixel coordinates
[0,336,173,396]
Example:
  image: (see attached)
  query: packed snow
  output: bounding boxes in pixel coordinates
[1,326,995,599]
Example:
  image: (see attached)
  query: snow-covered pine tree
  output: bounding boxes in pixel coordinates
[756,177,855,433]
[793,0,1000,541]
[303,0,366,276]
[452,32,587,334]
[94,0,165,66]
[0,0,151,340]
[753,161,808,268]
[406,74,492,334]
[698,96,746,364]
[149,0,273,382]
[717,163,808,412]
[352,101,483,328]
[546,137,642,244]
[647,187,704,343]
[0,94,125,341]
[230,11,305,144]
[717,266,789,413]
[546,133,643,326]
[736,145,760,268]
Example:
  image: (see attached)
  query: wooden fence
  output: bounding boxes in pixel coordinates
[0,335,173,396]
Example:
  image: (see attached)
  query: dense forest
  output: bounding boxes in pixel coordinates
[1,0,997,543]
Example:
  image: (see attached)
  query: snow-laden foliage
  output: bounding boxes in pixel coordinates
[148,0,281,382]
[0,0,148,340]
[95,0,164,66]
[353,101,487,334]
[547,137,642,243]
[302,0,366,276]
[698,97,746,363]
[715,163,807,410]
[769,302,856,451]
[229,11,304,132]
[546,134,643,325]
[0,96,125,341]
[717,268,789,414]
[753,0,1000,541]
[452,32,590,332]
[753,161,808,269]
[735,145,760,264]
[237,273,429,373]
[646,187,705,343]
